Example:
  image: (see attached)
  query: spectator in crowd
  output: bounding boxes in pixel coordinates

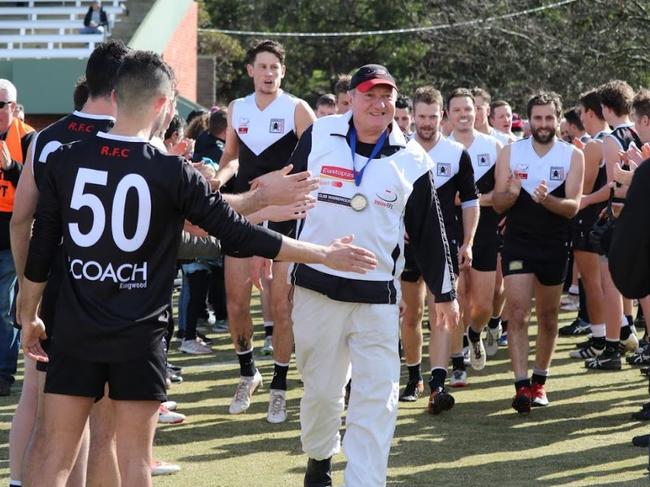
[0,79,35,396]
[81,1,109,34]
[186,108,208,126]
[193,109,226,164]
[315,94,336,118]
[13,105,24,122]
[185,111,209,141]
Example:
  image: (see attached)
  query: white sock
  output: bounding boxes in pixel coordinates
[591,324,606,338]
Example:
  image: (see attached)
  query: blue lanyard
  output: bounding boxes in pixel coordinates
[350,127,388,187]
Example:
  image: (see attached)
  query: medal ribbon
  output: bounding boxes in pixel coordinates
[350,127,388,187]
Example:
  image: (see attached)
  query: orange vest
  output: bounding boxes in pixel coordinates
[0,118,35,212]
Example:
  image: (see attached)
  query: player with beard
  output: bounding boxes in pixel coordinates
[399,86,478,410]
[493,91,584,414]
[447,89,502,380]
[215,39,317,423]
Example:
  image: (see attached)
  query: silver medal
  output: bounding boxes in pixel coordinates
[350,193,368,212]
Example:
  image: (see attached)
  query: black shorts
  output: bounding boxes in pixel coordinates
[501,249,570,286]
[471,242,498,272]
[44,344,167,402]
[572,223,597,253]
[401,238,460,282]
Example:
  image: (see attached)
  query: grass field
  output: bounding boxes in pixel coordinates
[1,298,650,486]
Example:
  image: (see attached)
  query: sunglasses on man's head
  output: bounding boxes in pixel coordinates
[0,101,13,109]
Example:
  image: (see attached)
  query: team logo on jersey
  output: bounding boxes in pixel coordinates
[550,166,565,181]
[320,165,354,181]
[269,119,285,134]
[515,163,529,180]
[375,189,398,206]
[238,117,250,134]
[477,153,491,167]
[436,163,452,177]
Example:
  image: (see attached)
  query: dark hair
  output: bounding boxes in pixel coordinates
[334,74,351,95]
[526,91,562,119]
[186,108,208,125]
[489,100,510,119]
[446,88,474,110]
[246,39,285,65]
[564,108,584,131]
[85,40,130,99]
[114,50,175,110]
[632,89,650,120]
[578,89,604,120]
[598,80,634,116]
[471,87,491,105]
[316,93,336,109]
[208,109,228,135]
[164,114,184,141]
[73,76,89,111]
[413,86,443,110]
[395,95,412,111]
[186,112,209,139]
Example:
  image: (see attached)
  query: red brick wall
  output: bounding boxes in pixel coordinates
[163,2,198,102]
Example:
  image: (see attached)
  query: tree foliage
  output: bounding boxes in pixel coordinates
[197,0,650,112]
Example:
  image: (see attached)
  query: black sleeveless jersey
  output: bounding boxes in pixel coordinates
[608,123,641,151]
[574,130,610,230]
[25,132,282,362]
[32,111,115,189]
[504,137,574,257]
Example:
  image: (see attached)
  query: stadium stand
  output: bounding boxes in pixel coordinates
[0,1,126,58]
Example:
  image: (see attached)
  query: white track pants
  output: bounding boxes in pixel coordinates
[292,286,400,487]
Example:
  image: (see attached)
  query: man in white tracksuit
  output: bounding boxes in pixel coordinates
[288,65,459,487]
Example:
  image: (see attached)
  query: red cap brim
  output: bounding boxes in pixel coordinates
[356,78,397,93]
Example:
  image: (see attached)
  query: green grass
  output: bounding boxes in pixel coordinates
[1,299,650,486]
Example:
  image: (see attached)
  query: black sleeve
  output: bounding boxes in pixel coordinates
[84,8,92,26]
[24,150,64,283]
[456,150,478,204]
[176,161,283,259]
[609,160,650,298]
[287,124,313,173]
[405,170,456,302]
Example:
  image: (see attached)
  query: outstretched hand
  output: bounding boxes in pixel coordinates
[323,235,377,274]
[250,165,319,206]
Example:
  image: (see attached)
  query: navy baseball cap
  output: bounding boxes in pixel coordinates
[350,64,397,93]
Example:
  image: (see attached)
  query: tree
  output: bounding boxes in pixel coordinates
[198,0,650,112]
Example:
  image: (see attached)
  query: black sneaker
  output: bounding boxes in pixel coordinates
[632,409,650,421]
[0,378,10,397]
[632,434,650,447]
[427,387,455,415]
[399,380,424,402]
[304,457,332,487]
[626,349,650,366]
[559,318,591,336]
[585,348,622,370]
[575,337,593,349]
